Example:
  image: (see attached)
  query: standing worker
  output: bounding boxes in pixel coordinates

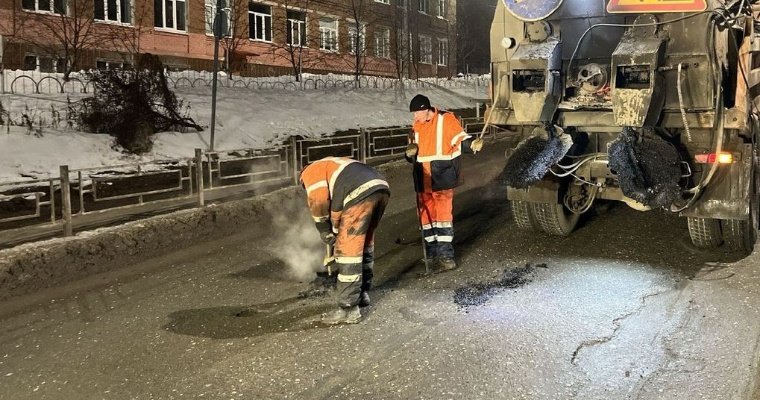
[300,157,390,325]
[405,94,484,272]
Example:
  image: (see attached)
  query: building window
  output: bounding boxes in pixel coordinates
[437,0,446,17]
[205,0,231,36]
[419,35,432,64]
[437,38,448,66]
[348,23,365,55]
[95,0,132,23]
[22,0,66,13]
[375,26,390,59]
[97,60,130,70]
[319,18,338,52]
[248,3,272,42]
[154,0,186,31]
[417,0,428,14]
[286,10,307,47]
[23,55,39,71]
[22,55,65,73]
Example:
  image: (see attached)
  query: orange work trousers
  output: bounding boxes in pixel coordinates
[416,189,455,259]
[333,191,389,307]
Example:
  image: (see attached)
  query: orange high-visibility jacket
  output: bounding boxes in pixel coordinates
[410,109,471,192]
[300,157,390,233]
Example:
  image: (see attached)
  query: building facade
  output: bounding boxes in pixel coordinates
[0,0,456,78]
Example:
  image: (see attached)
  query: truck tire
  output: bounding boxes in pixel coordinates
[531,202,580,236]
[510,200,536,230]
[721,218,755,254]
[687,217,723,248]
[722,160,759,254]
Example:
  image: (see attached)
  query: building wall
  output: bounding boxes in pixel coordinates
[0,0,457,77]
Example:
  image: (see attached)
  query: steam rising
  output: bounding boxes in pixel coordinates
[270,200,325,281]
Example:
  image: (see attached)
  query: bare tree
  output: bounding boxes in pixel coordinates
[268,0,322,81]
[455,2,477,75]
[388,0,411,80]
[99,0,153,65]
[0,4,19,70]
[441,2,457,77]
[339,0,376,83]
[220,0,252,73]
[456,0,495,75]
[18,0,99,80]
[197,0,251,74]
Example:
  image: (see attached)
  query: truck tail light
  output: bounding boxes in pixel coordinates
[694,152,734,164]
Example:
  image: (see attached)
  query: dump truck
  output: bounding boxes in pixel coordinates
[488,0,760,253]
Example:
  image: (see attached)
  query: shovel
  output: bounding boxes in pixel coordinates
[298,243,337,299]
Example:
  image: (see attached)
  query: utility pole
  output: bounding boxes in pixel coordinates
[210,0,225,151]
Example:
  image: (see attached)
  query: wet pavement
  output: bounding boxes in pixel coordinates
[1,140,759,399]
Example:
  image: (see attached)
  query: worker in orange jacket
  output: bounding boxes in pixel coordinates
[405,94,484,272]
[300,157,390,325]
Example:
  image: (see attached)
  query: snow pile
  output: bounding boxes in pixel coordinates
[0,84,474,182]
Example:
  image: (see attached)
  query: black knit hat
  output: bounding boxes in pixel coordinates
[409,94,432,112]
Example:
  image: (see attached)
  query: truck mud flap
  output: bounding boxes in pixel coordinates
[681,144,753,220]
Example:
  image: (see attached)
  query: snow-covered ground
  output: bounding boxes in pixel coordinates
[0,76,485,183]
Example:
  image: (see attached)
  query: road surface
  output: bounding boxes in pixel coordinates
[1,140,759,399]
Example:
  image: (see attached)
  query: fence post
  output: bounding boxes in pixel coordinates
[195,148,205,206]
[60,165,72,237]
[290,136,299,185]
[359,128,367,162]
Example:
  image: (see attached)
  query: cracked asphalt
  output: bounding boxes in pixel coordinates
[1,140,760,399]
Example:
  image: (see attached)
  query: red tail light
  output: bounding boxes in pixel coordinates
[694,152,734,164]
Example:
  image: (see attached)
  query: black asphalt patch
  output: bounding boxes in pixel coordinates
[453,263,546,310]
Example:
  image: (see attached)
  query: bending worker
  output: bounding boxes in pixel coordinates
[300,157,390,325]
[405,94,484,272]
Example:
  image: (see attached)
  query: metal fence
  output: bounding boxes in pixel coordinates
[0,119,486,247]
[0,69,489,95]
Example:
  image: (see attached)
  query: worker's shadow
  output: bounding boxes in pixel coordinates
[163,296,335,339]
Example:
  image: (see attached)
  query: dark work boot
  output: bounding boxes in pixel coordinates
[321,306,362,325]
[359,291,371,307]
[434,257,458,273]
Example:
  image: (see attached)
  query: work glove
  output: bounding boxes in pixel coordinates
[320,231,336,246]
[405,143,419,159]
[471,138,485,154]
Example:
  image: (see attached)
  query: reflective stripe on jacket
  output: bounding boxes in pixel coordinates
[300,157,390,229]
[411,109,471,192]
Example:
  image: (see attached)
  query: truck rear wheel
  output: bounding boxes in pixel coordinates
[687,217,723,248]
[721,218,756,254]
[722,162,759,254]
[531,202,580,236]
[510,200,536,230]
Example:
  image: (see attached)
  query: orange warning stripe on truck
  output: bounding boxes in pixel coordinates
[607,0,707,13]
